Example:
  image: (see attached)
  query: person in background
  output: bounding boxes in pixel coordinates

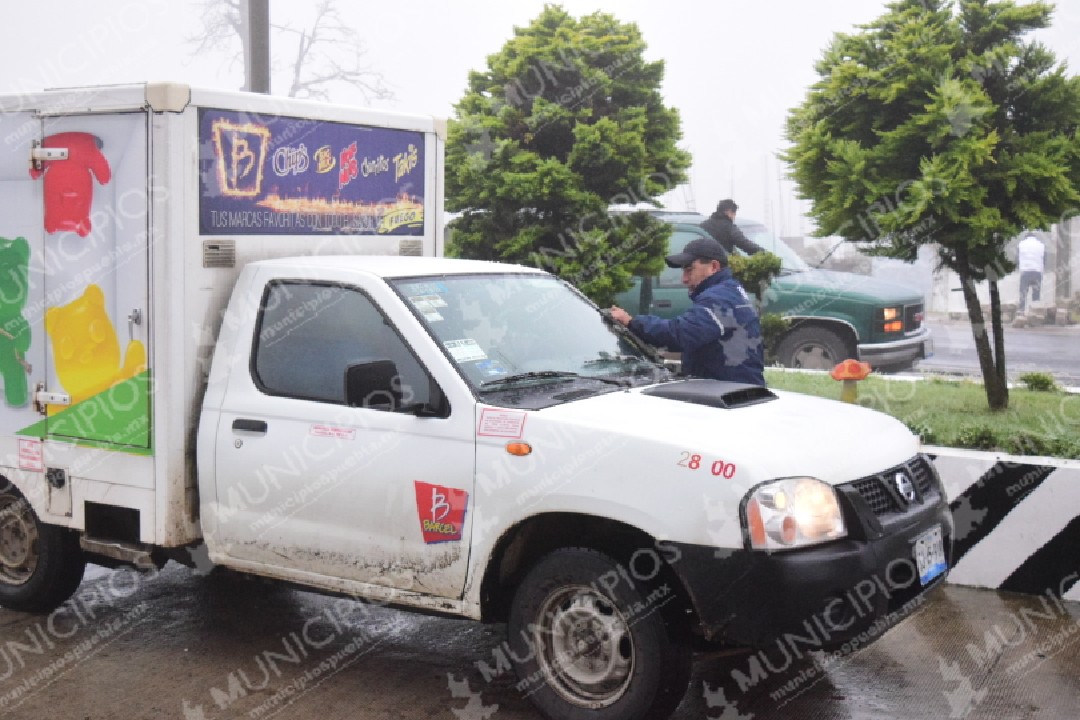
[700,198,765,255]
[610,237,765,386]
[1017,233,1045,315]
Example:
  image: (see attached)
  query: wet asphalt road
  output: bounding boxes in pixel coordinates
[916,318,1080,387]
[1,564,1078,720]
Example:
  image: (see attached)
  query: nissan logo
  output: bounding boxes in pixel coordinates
[895,471,917,503]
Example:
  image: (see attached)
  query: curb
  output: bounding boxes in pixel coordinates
[927,445,1080,601]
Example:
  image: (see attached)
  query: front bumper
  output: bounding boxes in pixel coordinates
[858,327,933,367]
[665,463,954,649]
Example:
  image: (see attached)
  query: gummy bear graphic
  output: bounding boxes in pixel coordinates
[0,237,32,407]
[45,284,145,414]
[29,132,112,237]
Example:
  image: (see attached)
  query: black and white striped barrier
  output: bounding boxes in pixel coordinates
[929,446,1080,601]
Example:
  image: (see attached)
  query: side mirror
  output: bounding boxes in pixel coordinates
[345,360,402,410]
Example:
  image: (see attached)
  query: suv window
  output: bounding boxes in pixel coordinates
[657,229,710,288]
[253,282,434,408]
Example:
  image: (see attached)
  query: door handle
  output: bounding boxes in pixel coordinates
[653,300,672,309]
[232,418,268,433]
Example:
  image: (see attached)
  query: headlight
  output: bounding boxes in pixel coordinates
[743,477,846,551]
[881,307,903,333]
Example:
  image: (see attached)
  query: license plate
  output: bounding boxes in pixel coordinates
[914,525,947,585]
[923,338,934,359]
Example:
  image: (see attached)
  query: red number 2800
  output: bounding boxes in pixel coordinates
[677,452,736,478]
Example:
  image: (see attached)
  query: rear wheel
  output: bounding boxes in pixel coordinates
[0,484,85,612]
[776,326,854,370]
[508,548,691,720]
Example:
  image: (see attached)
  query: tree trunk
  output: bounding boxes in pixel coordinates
[988,279,1008,399]
[955,248,1009,410]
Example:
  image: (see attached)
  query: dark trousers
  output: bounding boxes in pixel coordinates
[1018,270,1042,312]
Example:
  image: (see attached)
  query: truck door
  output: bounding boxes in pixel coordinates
[31,113,151,452]
[0,111,50,500]
[210,277,475,599]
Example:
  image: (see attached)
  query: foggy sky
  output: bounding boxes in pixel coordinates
[2,0,1077,236]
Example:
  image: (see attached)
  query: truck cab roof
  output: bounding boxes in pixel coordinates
[252,255,546,278]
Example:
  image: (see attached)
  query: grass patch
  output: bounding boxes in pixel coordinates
[764,370,1080,459]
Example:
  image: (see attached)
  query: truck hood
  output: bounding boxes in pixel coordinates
[530,381,918,486]
[775,268,922,305]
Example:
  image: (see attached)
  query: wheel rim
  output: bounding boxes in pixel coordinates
[0,494,39,586]
[791,342,839,370]
[533,585,634,708]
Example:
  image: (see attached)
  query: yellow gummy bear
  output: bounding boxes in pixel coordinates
[45,284,146,415]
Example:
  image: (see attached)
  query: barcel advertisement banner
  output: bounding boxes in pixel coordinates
[198,108,425,236]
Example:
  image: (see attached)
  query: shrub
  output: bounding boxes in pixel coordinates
[1049,435,1080,460]
[760,313,791,366]
[1018,372,1057,392]
[1003,432,1052,456]
[954,425,999,450]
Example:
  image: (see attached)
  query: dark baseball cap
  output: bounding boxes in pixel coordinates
[665,237,728,268]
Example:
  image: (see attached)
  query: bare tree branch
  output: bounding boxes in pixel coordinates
[187,0,243,70]
[187,0,393,102]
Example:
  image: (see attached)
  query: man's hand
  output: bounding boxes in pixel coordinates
[609,306,632,327]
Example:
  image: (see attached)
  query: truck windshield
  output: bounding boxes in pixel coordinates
[392,274,662,391]
[739,223,810,272]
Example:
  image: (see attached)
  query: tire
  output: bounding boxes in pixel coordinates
[0,483,85,612]
[508,548,691,720]
[776,326,854,370]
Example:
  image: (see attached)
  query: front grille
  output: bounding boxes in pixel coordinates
[851,475,897,514]
[909,454,935,495]
[846,454,938,517]
[904,303,924,332]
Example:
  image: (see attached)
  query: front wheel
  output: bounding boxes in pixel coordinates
[0,483,85,612]
[508,548,691,720]
[776,325,854,370]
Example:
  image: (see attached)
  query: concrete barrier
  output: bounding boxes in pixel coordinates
[928,446,1080,601]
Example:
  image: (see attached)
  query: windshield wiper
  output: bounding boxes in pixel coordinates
[480,370,630,390]
[583,354,648,367]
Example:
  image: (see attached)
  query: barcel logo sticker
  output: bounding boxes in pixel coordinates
[414,481,469,544]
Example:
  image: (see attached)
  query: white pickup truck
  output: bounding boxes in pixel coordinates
[0,84,953,720]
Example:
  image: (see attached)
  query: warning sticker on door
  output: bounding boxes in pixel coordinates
[18,438,43,472]
[309,424,356,440]
[414,481,469,544]
[478,408,527,438]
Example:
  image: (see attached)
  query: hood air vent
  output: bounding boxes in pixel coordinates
[641,379,777,409]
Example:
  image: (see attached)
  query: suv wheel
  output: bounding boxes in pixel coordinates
[777,326,854,370]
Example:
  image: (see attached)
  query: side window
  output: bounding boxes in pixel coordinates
[657,230,711,288]
[253,282,433,409]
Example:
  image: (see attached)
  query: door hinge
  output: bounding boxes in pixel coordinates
[30,140,68,171]
[33,382,71,415]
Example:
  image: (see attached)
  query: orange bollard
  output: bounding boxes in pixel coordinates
[830,359,873,403]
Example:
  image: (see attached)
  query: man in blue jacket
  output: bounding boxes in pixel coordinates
[610,237,766,386]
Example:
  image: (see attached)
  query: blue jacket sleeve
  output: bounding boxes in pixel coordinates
[629,305,726,352]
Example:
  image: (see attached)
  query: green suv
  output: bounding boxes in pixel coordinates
[613,212,933,371]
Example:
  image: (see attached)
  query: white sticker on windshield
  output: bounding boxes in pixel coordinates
[403,282,448,296]
[444,339,487,363]
[422,311,444,322]
[409,294,448,308]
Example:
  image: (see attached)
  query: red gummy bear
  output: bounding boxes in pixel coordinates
[29,132,112,237]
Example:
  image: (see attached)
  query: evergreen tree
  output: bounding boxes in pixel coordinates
[784,0,1080,409]
[446,5,691,305]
